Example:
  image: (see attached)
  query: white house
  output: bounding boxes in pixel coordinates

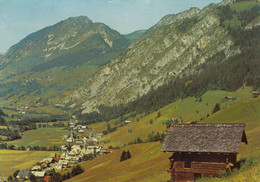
[32,171,45,178]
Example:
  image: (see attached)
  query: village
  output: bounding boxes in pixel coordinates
[14,120,112,181]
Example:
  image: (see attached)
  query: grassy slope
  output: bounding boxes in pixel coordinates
[7,128,69,147]
[98,86,253,147]
[66,142,170,182]
[67,87,260,182]
[203,98,260,159]
[0,150,57,177]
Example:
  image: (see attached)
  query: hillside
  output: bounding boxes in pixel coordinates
[66,87,260,182]
[123,29,146,42]
[0,16,130,110]
[92,86,253,147]
[0,150,59,177]
[63,0,260,114]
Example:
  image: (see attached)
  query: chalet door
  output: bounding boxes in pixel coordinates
[194,173,201,181]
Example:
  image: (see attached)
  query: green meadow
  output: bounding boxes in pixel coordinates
[8,128,69,147]
[0,150,57,177]
[98,86,253,147]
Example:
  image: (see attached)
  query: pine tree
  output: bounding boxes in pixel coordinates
[157,111,161,118]
[212,103,221,114]
[120,150,126,162]
[126,150,131,159]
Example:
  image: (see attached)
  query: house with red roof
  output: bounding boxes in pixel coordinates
[43,175,50,182]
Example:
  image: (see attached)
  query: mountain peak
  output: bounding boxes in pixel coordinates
[67,16,93,23]
[152,7,201,29]
[56,16,93,28]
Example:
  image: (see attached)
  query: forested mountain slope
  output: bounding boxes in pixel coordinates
[64,0,260,114]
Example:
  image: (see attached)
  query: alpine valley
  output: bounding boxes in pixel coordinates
[0,0,259,181]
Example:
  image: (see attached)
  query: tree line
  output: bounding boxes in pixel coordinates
[0,143,61,151]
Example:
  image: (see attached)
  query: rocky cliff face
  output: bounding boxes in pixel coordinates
[63,4,238,113]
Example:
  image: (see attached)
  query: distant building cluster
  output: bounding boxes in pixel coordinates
[13,119,112,181]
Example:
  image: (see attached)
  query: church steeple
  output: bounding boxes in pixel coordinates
[67,129,74,143]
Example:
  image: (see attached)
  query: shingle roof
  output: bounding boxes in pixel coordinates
[161,124,247,153]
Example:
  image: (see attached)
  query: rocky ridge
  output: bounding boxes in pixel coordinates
[63,3,238,113]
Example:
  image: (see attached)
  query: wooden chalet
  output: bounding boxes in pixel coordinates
[252,91,260,98]
[161,124,247,182]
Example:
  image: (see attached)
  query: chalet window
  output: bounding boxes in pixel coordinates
[185,160,191,168]
[184,153,191,168]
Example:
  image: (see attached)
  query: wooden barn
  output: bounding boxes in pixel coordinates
[161,124,247,182]
[252,91,260,98]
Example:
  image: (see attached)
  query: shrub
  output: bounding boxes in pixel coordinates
[30,174,36,182]
[190,121,197,124]
[7,175,13,182]
[71,165,84,177]
[165,120,173,128]
[82,154,94,161]
[13,170,20,178]
[149,119,153,125]
[66,172,71,179]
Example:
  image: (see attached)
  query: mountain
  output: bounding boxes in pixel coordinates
[0,16,130,107]
[123,29,146,42]
[63,0,259,113]
[0,16,129,78]
[1,0,259,114]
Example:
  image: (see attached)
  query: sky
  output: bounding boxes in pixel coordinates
[0,0,223,53]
